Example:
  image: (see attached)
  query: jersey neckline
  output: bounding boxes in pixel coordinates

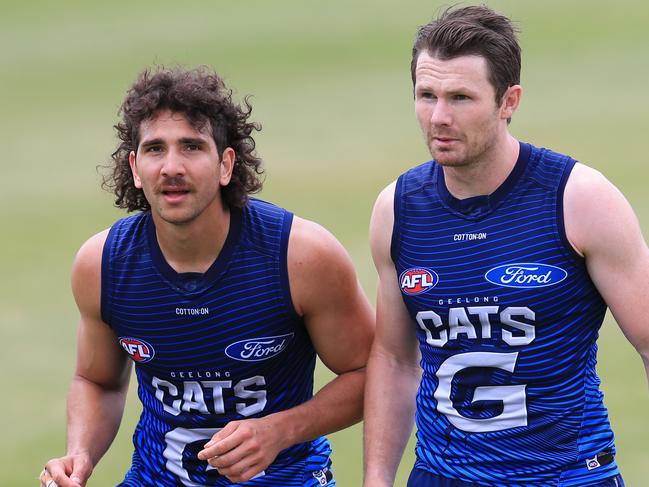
[435,141,532,220]
[145,207,243,294]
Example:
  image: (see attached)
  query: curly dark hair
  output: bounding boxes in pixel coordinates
[102,66,264,211]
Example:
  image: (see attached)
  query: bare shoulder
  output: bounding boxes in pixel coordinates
[288,216,350,266]
[564,162,641,256]
[287,217,358,316]
[369,181,397,267]
[370,181,397,230]
[71,229,110,313]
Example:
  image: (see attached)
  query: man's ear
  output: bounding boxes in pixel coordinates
[500,84,522,121]
[219,147,235,187]
[129,151,142,189]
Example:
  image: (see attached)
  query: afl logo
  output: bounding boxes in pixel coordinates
[225,333,294,362]
[485,263,568,289]
[119,337,155,363]
[399,268,439,295]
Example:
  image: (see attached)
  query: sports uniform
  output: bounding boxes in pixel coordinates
[392,142,623,486]
[101,198,334,486]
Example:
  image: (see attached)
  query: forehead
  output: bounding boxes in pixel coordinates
[415,51,493,93]
[139,110,213,141]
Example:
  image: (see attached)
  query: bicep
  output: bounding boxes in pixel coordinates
[288,219,375,374]
[71,231,131,388]
[370,183,420,366]
[373,261,420,367]
[566,165,649,352]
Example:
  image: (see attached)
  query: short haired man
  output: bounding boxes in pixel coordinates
[43,67,374,486]
[363,5,647,487]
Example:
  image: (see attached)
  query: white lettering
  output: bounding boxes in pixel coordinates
[234,376,267,417]
[435,352,527,432]
[152,377,182,416]
[500,266,552,285]
[416,305,535,347]
[151,376,267,417]
[416,310,447,347]
[467,306,499,339]
[240,340,287,360]
[175,307,210,316]
[448,308,477,340]
[453,233,488,241]
[500,307,536,346]
[202,381,232,414]
[181,381,209,414]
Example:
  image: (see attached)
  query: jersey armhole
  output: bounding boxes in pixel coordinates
[390,175,405,264]
[557,157,584,262]
[100,224,118,325]
[279,211,301,321]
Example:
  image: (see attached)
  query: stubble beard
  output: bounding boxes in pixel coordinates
[429,126,499,170]
[155,190,222,227]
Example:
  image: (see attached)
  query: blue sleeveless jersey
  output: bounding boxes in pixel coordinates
[101,198,334,486]
[392,143,620,486]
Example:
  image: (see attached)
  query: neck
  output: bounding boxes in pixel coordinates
[152,203,231,274]
[443,134,520,199]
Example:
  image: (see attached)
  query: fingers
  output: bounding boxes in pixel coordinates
[69,457,92,487]
[197,421,271,483]
[44,455,92,487]
[40,468,59,487]
[198,421,241,460]
[206,434,256,471]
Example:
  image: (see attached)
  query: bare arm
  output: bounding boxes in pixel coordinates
[45,231,132,487]
[565,163,649,384]
[363,182,422,487]
[198,216,375,482]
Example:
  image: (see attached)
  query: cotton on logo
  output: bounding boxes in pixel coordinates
[400,268,439,295]
[119,337,155,363]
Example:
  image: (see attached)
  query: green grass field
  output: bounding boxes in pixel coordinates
[2,1,647,485]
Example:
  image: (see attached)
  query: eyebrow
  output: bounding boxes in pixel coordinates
[139,138,165,150]
[139,137,208,150]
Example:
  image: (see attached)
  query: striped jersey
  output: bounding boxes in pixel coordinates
[392,142,620,486]
[101,198,334,486]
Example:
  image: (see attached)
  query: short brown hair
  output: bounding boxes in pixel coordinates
[411,5,521,103]
[103,66,264,211]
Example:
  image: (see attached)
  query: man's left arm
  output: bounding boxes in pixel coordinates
[565,163,649,383]
[198,216,375,482]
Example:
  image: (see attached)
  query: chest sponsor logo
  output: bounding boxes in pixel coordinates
[225,333,294,362]
[119,337,155,363]
[400,268,439,295]
[485,263,568,288]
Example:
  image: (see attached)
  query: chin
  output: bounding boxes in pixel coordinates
[156,209,196,226]
[431,153,466,167]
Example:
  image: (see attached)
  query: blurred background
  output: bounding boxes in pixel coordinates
[2,0,647,485]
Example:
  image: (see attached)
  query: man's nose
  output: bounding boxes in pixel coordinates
[160,148,186,177]
[430,99,452,126]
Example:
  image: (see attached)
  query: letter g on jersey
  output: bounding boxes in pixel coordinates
[400,267,439,295]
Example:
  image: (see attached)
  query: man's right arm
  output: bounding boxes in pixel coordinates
[45,231,132,487]
[363,182,422,487]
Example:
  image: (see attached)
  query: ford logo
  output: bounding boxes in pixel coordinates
[485,263,568,289]
[225,333,294,362]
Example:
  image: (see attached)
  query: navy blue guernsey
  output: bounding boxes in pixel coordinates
[392,143,620,486]
[101,199,334,487]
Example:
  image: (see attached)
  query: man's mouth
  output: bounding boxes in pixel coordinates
[160,187,190,203]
